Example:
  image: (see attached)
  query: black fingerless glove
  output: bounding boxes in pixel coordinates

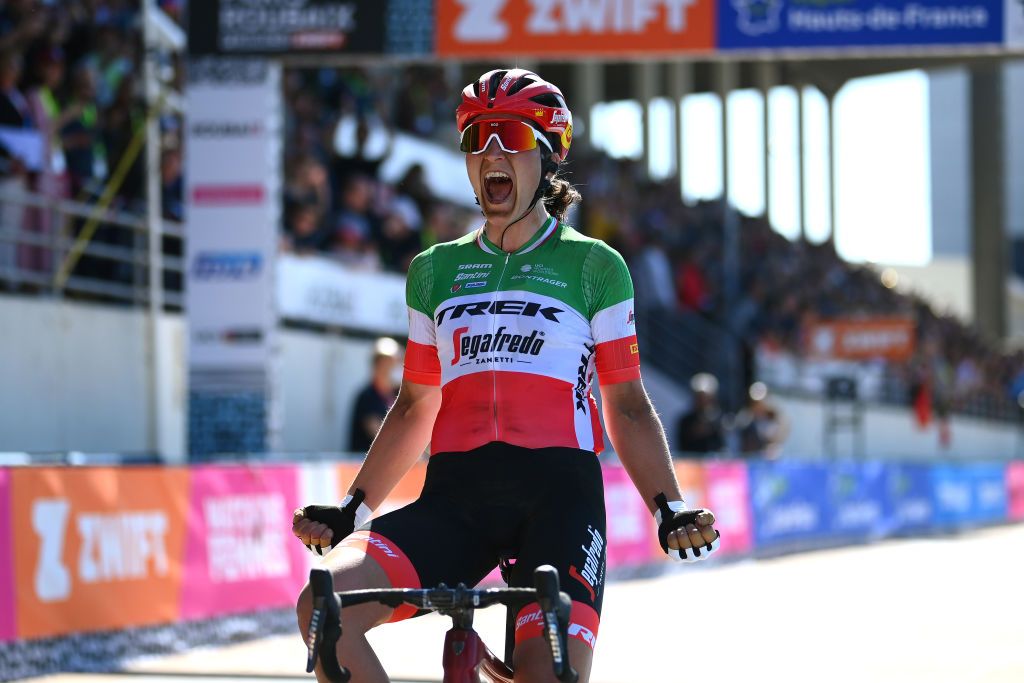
[302,489,367,556]
[654,493,721,562]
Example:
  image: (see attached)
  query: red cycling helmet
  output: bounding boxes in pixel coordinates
[456,68,573,162]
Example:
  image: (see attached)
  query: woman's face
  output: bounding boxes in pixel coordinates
[464,115,553,227]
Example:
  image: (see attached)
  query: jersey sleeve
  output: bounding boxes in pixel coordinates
[583,241,640,385]
[404,250,441,386]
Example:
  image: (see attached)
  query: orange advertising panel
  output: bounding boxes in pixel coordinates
[11,467,189,640]
[807,318,916,362]
[437,0,715,57]
[336,460,427,517]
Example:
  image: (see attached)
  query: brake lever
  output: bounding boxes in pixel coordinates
[534,565,579,683]
[307,569,351,683]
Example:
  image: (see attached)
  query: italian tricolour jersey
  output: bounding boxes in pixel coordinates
[404,218,640,455]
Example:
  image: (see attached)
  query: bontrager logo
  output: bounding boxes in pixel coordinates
[32,499,170,602]
[452,326,545,365]
[435,300,564,324]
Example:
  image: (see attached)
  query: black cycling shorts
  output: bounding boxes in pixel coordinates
[335,441,606,649]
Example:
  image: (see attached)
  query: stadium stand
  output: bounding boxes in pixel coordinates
[0,6,1020,426]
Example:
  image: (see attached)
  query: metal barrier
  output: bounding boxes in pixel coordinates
[0,186,183,308]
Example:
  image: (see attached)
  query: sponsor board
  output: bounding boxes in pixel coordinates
[930,464,974,527]
[603,464,655,567]
[969,463,1007,524]
[828,461,888,539]
[437,0,716,57]
[188,0,389,56]
[10,468,189,640]
[1006,0,1024,45]
[336,461,427,518]
[806,318,916,362]
[719,0,1004,51]
[278,254,407,335]
[886,462,935,533]
[1009,461,1024,521]
[180,465,309,619]
[0,469,15,642]
[749,461,830,547]
[703,461,753,556]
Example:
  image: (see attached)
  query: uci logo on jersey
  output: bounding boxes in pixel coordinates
[435,299,564,325]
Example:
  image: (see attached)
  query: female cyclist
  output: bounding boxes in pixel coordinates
[293,68,719,683]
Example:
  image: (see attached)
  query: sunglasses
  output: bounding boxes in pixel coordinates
[460,120,553,155]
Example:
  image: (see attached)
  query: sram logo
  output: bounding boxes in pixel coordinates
[32,499,170,603]
[451,0,698,41]
[435,299,564,324]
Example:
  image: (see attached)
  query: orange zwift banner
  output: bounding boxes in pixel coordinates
[10,468,189,640]
[807,318,917,362]
[436,0,715,57]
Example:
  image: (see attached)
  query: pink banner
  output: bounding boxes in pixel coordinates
[602,463,657,568]
[180,465,309,619]
[0,469,15,642]
[704,461,753,557]
[1008,462,1024,521]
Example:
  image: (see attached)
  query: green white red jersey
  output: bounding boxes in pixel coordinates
[403,218,640,455]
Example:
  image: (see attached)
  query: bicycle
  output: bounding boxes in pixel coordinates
[304,563,579,683]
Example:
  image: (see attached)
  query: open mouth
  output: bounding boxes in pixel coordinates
[483,171,514,205]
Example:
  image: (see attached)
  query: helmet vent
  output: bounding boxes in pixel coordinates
[487,71,508,100]
[530,93,564,109]
[506,75,536,96]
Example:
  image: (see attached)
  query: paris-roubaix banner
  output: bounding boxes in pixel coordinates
[718,0,1007,50]
[187,0,434,56]
[185,58,282,457]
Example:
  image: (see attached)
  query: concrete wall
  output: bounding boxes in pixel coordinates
[0,295,185,459]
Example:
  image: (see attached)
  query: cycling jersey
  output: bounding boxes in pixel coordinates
[403,218,640,454]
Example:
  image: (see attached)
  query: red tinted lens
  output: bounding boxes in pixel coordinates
[460,120,539,154]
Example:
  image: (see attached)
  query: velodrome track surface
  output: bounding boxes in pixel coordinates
[22,524,1024,683]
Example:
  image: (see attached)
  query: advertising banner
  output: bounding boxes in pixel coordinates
[805,318,916,362]
[603,463,657,568]
[278,255,408,336]
[186,58,282,457]
[1008,0,1024,46]
[703,461,753,556]
[719,0,1004,51]
[749,461,830,547]
[180,465,310,619]
[930,464,974,527]
[969,463,1007,524]
[10,468,189,640]
[436,0,716,57]
[0,469,15,642]
[1008,461,1024,521]
[886,462,934,534]
[828,461,888,539]
[188,0,388,56]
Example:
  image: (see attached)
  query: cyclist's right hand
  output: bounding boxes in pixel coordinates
[292,489,370,556]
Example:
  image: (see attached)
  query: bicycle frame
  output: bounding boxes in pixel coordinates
[305,565,578,683]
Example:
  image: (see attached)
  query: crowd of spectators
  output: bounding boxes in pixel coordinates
[277,65,1024,423]
[0,1,1019,425]
[0,0,184,290]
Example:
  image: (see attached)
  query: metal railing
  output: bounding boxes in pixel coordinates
[0,185,184,308]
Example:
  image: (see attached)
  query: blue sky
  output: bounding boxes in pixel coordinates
[590,69,932,266]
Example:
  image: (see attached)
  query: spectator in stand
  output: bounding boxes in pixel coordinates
[332,173,380,269]
[734,382,788,458]
[630,230,675,312]
[102,74,144,205]
[376,196,421,272]
[285,153,331,229]
[161,143,183,221]
[284,201,329,255]
[674,246,712,314]
[0,48,32,288]
[61,65,104,197]
[348,337,401,453]
[0,0,46,54]
[676,373,726,455]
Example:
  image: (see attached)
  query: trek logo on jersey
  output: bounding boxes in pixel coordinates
[451,326,545,365]
[568,525,604,602]
[574,344,595,412]
[435,299,564,324]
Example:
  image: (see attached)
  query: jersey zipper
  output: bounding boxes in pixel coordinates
[491,251,511,442]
